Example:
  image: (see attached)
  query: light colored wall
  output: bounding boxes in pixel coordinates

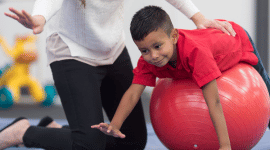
[0,0,256,105]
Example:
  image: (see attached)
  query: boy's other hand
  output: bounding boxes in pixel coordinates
[4,8,45,34]
[91,123,126,138]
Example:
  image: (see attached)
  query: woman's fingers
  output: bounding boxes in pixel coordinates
[219,21,236,37]
[5,8,45,34]
[214,22,230,36]
[9,7,25,19]
[4,12,19,21]
[213,20,236,36]
[22,10,33,23]
[197,19,237,37]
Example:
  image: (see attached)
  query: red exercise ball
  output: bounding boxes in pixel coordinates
[150,63,270,150]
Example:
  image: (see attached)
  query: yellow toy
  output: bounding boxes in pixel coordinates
[0,34,45,104]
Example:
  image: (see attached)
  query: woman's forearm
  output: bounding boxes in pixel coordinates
[32,0,64,23]
[190,12,206,26]
[165,0,200,18]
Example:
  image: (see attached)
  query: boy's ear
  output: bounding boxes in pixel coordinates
[171,28,179,43]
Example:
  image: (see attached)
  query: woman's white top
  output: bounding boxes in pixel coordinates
[32,0,199,66]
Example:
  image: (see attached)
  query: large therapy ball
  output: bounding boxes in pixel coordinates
[150,63,270,150]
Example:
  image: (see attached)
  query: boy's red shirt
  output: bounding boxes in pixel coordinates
[132,21,258,88]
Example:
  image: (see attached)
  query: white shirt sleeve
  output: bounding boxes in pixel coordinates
[32,0,64,22]
[165,0,200,19]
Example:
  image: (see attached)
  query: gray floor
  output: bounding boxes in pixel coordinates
[1,118,270,150]
[1,93,270,150]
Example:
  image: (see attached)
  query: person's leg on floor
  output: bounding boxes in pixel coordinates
[23,59,108,149]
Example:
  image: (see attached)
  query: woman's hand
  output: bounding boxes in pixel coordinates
[191,12,236,37]
[4,7,46,34]
[91,123,126,138]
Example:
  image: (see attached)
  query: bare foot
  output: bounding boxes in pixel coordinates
[16,120,62,148]
[0,119,30,150]
[47,121,62,128]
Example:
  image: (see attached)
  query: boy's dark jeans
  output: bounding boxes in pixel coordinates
[245,30,270,128]
[245,30,270,93]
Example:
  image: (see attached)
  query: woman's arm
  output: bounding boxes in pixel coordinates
[165,0,236,36]
[32,0,64,23]
[166,0,199,18]
[4,0,63,34]
[202,79,231,150]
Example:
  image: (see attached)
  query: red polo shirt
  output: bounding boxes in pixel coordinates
[132,20,258,88]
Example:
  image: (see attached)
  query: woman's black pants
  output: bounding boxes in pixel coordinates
[23,47,147,150]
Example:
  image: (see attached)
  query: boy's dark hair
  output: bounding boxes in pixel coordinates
[130,6,174,41]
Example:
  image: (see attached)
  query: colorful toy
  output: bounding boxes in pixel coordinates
[150,63,270,150]
[0,34,57,109]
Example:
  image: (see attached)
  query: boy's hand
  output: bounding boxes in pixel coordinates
[4,8,45,34]
[91,123,126,138]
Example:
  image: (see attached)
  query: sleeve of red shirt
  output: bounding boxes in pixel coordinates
[132,57,157,87]
[181,41,222,88]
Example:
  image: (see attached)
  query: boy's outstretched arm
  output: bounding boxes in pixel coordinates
[91,84,146,138]
[202,79,231,150]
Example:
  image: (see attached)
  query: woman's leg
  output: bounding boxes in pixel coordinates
[23,59,108,149]
[0,118,30,149]
[101,48,147,150]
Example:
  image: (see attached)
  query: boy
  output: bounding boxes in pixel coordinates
[92,6,270,150]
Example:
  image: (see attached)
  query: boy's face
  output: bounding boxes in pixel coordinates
[134,28,178,67]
